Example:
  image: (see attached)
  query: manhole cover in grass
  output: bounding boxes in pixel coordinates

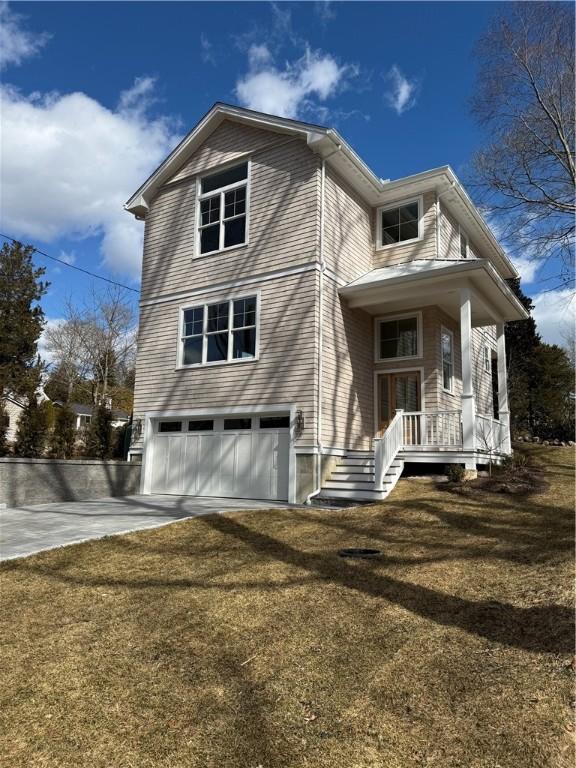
[338,548,381,559]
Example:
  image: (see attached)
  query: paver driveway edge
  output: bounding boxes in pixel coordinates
[0,495,309,562]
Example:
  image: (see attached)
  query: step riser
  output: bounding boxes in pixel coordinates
[318,489,386,501]
[334,466,374,475]
[319,457,405,502]
[331,473,376,482]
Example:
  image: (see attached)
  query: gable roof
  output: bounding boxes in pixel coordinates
[53,402,130,420]
[124,102,518,279]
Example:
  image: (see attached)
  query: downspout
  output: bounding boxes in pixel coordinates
[306,145,341,504]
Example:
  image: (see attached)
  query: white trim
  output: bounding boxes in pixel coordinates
[440,325,455,393]
[140,261,318,308]
[295,445,351,457]
[373,367,426,437]
[374,310,423,363]
[375,195,423,251]
[435,192,441,257]
[176,291,260,369]
[194,159,251,259]
[141,403,297,503]
[483,344,492,374]
[459,226,469,259]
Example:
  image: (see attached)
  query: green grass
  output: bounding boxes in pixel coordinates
[1,444,574,767]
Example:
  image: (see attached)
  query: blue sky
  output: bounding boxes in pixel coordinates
[0,1,572,346]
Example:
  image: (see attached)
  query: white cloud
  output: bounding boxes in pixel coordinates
[0,2,49,70]
[38,317,64,365]
[236,45,356,119]
[0,79,180,279]
[384,65,418,115]
[315,1,336,24]
[510,254,541,284]
[59,250,76,266]
[200,33,216,66]
[532,288,575,346]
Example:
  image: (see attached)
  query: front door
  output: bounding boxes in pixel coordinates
[377,371,421,436]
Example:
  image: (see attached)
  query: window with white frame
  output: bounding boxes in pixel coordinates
[180,295,257,366]
[483,345,491,373]
[377,198,420,248]
[198,162,248,255]
[441,327,454,392]
[378,314,419,360]
[460,230,468,258]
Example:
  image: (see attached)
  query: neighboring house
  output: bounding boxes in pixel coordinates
[53,402,131,431]
[125,103,528,503]
[3,389,50,444]
[4,395,26,444]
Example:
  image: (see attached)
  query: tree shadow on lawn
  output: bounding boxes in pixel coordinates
[15,499,574,656]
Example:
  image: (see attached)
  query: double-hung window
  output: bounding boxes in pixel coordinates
[377,198,421,248]
[197,162,249,256]
[180,295,257,367]
[377,314,420,360]
[441,327,454,392]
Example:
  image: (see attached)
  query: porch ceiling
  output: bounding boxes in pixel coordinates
[339,259,529,326]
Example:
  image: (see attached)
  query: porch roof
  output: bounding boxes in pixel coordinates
[339,259,529,326]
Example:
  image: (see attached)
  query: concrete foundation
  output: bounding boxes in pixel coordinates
[294,453,341,503]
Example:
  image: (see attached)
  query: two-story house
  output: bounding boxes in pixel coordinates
[125,103,528,503]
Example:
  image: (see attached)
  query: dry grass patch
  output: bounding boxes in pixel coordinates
[1,445,574,767]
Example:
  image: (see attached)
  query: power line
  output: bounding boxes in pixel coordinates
[0,232,140,294]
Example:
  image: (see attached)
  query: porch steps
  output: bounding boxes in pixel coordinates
[317,451,404,503]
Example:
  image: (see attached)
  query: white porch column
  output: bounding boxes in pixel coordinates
[496,323,512,454]
[460,288,476,455]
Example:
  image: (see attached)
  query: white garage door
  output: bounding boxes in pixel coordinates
[149,415,290,501]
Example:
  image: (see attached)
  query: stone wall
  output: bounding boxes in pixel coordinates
[0,458,141,508]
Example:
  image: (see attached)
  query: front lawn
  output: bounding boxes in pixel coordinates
[1,445,574,767]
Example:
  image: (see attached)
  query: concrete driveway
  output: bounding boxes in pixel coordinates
[0,495,300,561]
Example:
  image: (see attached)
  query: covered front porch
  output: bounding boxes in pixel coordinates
[338,259,529,495]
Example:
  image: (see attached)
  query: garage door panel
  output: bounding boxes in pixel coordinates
[166,437,184,494]
[197,434,220,496]
[149,417,290,501]
[181,435,199,495]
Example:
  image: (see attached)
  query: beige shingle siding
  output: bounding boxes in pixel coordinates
[323,166,373,283]
[374,191,438,268]
[472,326,497,416]
[141,121,321,299]
[133,272,319,447]
[439,203,481,262]
[321,278,374,450]
[170,121,293,183]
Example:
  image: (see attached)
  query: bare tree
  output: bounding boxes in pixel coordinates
[470,2,575,286]
[45,286,137,406]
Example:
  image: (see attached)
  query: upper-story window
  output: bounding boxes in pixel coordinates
[376,312,421,360]
[179,295,258,367]
[460,230,469,258]
[198,162,249,256]
[376,197,422,249]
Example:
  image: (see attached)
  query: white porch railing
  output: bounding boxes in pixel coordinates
[475,414,507,453]
[402,411,463,448]
[373,409,404,491]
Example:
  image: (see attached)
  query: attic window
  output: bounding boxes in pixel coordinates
[377,197,422,249]
[198,162,249,256]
